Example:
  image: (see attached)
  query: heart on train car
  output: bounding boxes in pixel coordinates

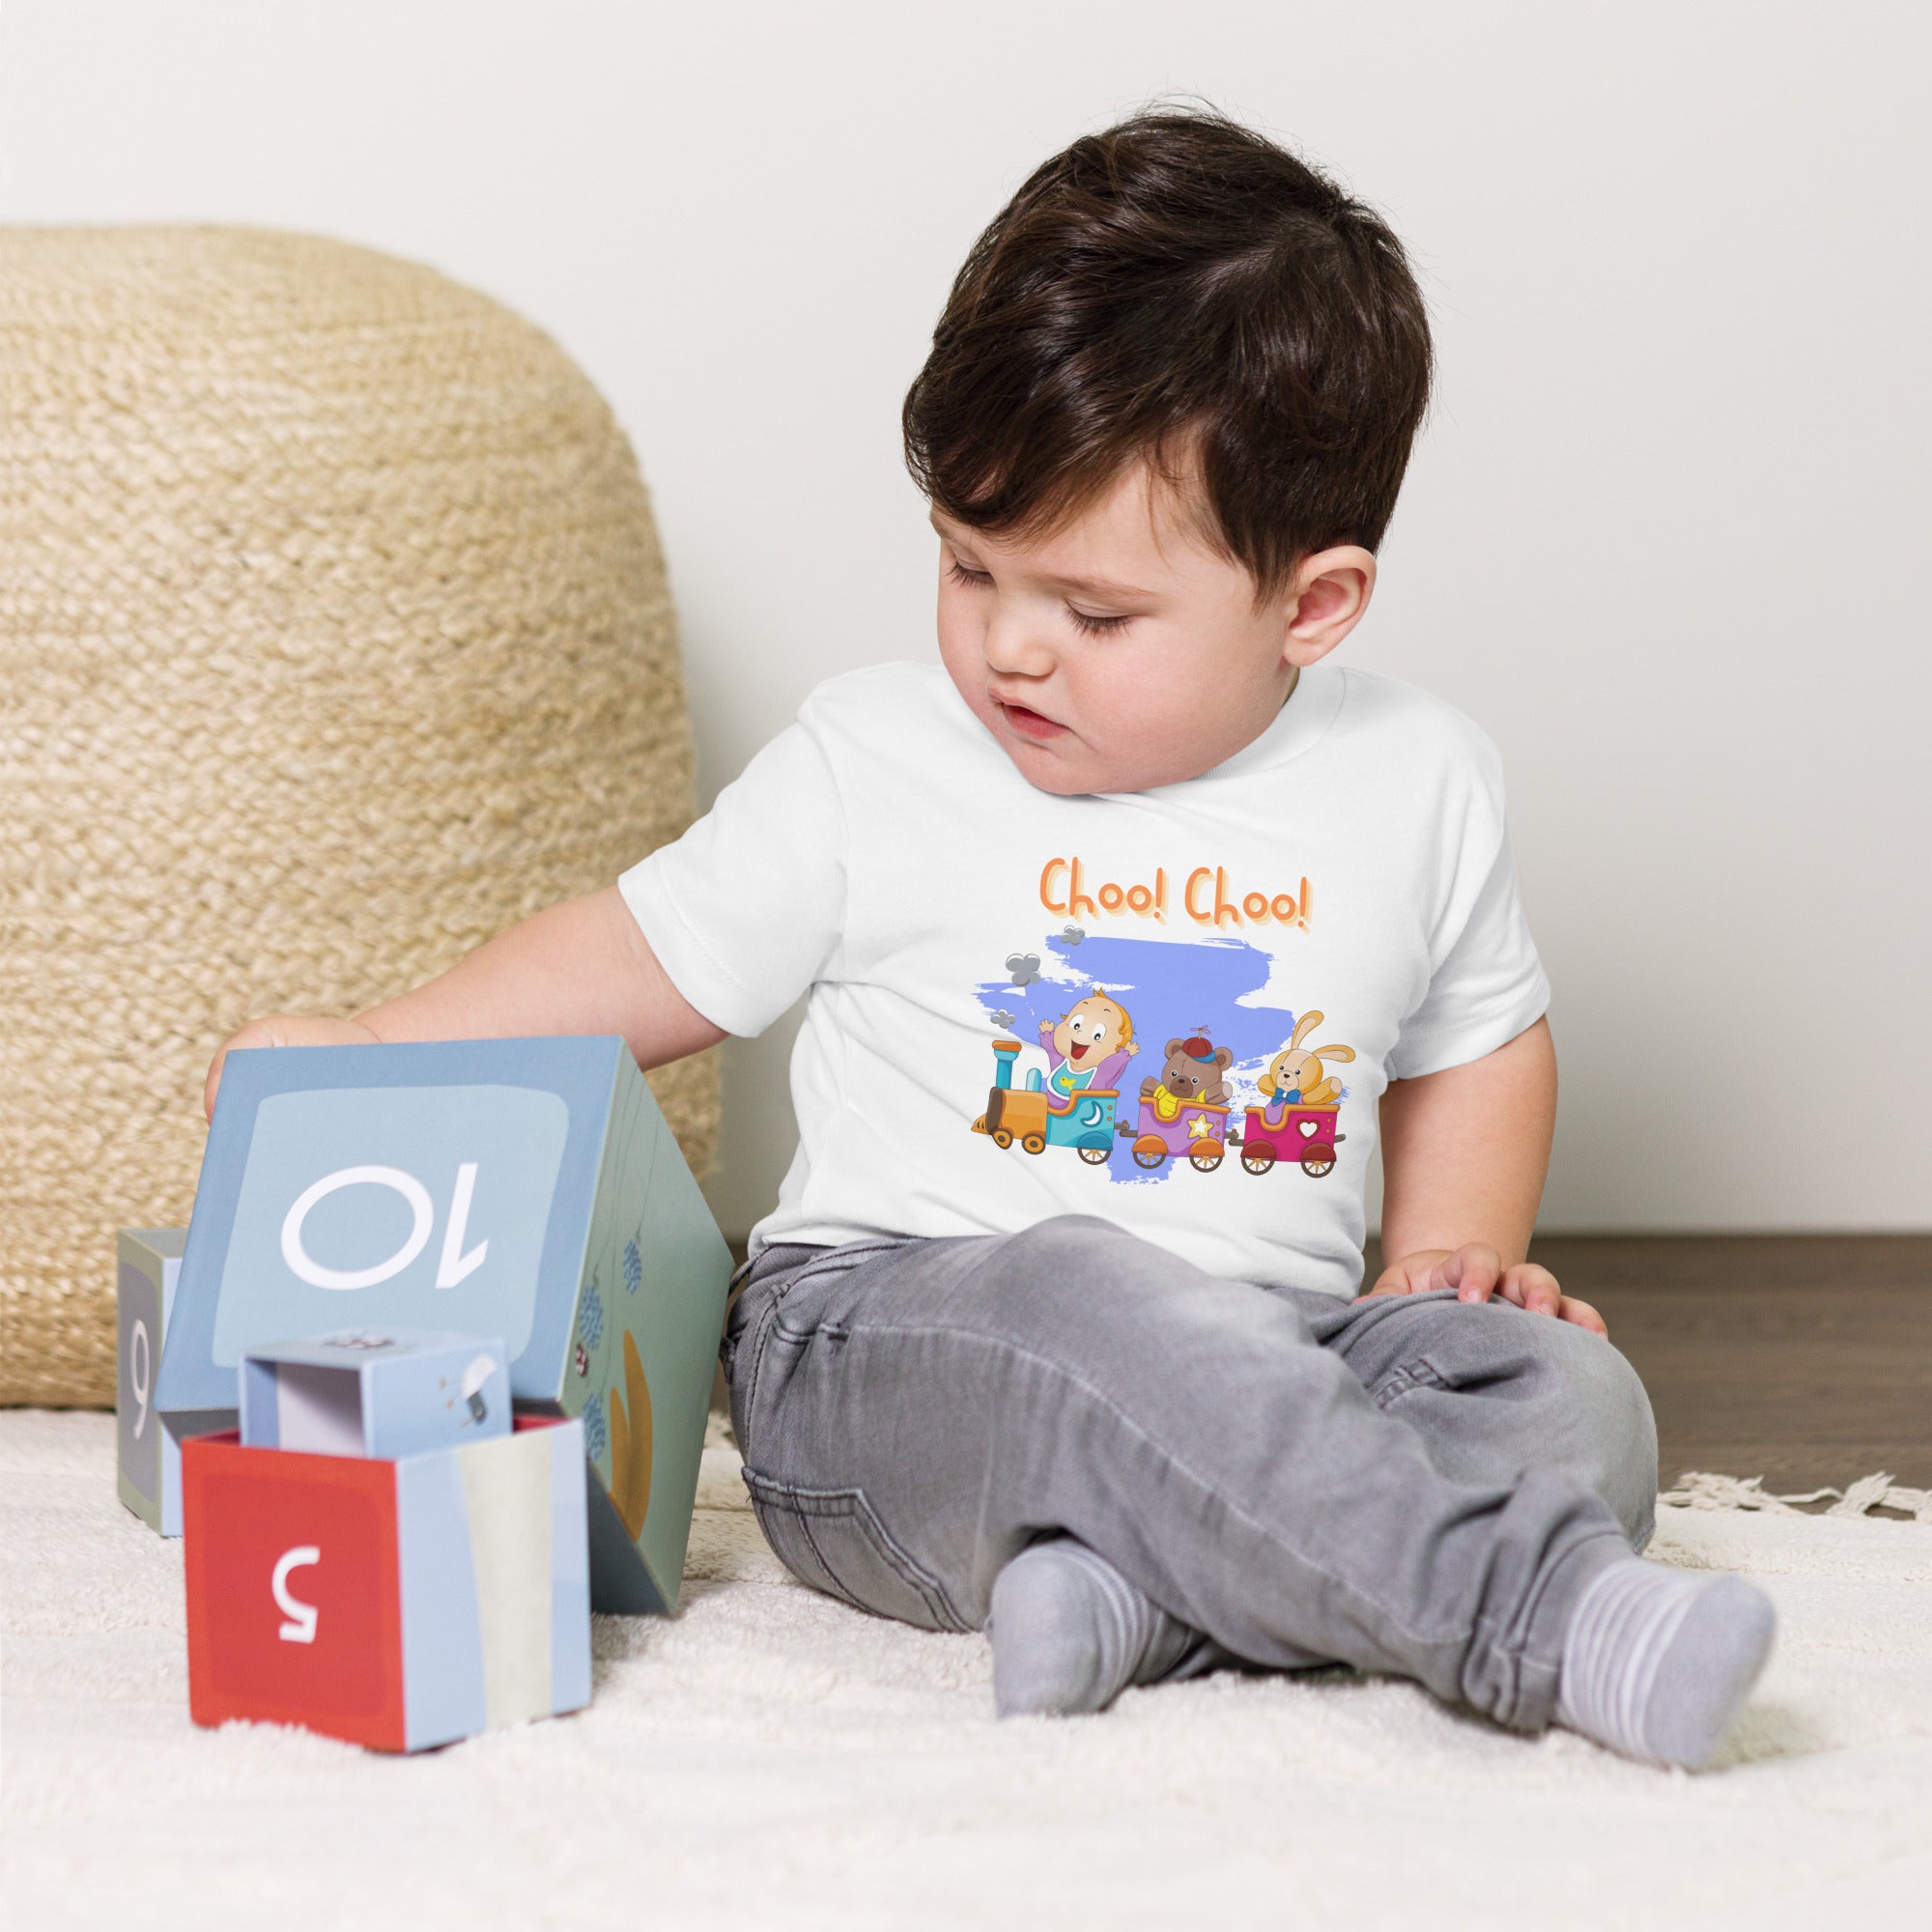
[1297,1120,1319,1137]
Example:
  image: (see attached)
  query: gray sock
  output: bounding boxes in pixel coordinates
[1555,1558,1776,1770]
[987,1538,1198,1719]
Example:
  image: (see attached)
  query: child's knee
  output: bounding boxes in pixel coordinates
[995,1214,1171,1301]
[1542,1325,1659,1547]
[977,1215,1268,1367]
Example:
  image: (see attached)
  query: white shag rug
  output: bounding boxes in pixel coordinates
[5,1412,1930,1932]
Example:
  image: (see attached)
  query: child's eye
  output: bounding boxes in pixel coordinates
[948,559,992,588]
[1067,606,1132,636]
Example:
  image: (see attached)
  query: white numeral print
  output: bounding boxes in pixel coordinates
[272,1545,322,1643]
[279,1163,489,1292]
[128,1318,151,1440]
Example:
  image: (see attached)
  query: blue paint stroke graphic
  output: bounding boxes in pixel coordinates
[973,932,1322,1186]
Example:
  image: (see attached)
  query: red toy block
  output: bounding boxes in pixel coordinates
[183,1417,590,1752]
[184,1433,406,1748]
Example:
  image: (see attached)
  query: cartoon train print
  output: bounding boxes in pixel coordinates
[1230,1098,1344,1178]
[972,1038,1118,1164]
[970,1004,1353,1181]
[1123,1030,1236,1172]
[1123,1092,1232,1172]
[1228,1010,1352,1179]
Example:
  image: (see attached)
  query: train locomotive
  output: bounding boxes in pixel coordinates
[972,1038,1118,1164]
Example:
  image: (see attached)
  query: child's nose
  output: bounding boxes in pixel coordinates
[981,612,1057,678]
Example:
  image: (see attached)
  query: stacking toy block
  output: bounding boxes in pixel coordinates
[156,1037,731,1612]
[117,1228,216,1536]
[241,1331,510,1459]
[184,1415,590,1751]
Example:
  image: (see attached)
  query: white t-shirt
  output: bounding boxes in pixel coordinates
[620,662,1548,1301]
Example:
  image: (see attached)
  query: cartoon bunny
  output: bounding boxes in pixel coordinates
[1257,1010,1355,1112]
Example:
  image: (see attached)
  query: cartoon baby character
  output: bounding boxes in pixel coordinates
[1141,1034,1235,1119]
[1257,1010,1356,1113]
[1038,992,1136,1100]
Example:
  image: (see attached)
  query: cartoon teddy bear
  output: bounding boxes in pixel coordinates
[1257,1010,1356,1112]
[1141,1033,1235,1120]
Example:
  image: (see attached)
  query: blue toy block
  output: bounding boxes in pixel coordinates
[240,1330,510,1460]
[117,1229,226,1536]
[185,1415,591,1751]
[155,1037,732,1612]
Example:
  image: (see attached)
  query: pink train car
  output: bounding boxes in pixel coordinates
[1232,1101,1344,1179]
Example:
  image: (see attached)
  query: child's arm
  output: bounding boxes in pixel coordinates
[202,886,724,1120]
[1365,1017,1605,1333]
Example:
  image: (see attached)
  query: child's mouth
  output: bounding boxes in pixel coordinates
[1069,1042,1090,1061]
[997,699,1068,743]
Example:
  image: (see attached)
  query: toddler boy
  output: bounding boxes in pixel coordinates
[210,112,1774,1767]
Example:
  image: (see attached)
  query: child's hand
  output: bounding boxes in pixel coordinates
[204,1015,380,1122]
[1360,1244,1607,1336]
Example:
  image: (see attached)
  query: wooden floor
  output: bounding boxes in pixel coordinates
[1373,1235,1932,1492]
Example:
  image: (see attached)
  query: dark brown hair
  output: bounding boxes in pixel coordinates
[903,109,1433,596]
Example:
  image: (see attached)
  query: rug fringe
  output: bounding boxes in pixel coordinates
[1660,1470,1932,1522]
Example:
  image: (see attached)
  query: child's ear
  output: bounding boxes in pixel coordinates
[1277,546,1377,669]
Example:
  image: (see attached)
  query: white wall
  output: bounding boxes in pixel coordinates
[6,1,1927,1236]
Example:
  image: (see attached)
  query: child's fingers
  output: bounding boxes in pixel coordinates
[1442,1244,1501,1302]
[1498,1264,1563,1318]
[1358,1249,1444,1300]
[203,1014,377,1120]
[203,1019,279,1121]
[1558,1295,1609,1337]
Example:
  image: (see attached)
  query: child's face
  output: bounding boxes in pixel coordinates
[933,463,1375,795]
[1052,996,1126,1067]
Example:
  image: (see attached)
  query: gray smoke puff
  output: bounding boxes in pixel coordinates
[1062,923,1085,945]
[991,1009,1016,1030]
[1006,952,1041,987]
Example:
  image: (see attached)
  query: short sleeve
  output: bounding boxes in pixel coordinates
[1387,812,1550,1083]
[618,715,847,1037]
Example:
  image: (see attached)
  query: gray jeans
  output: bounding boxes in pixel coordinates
[724,1215,1658,1731]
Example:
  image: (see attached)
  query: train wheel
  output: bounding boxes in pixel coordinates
[1241,1145,1276,1175]
[1021,1133,1046,1155]
[1078,1144,1111,1165]
[992,1128,1012,1150]
[1300,1148,1336,1178]
[1131,1135,1167,1170]
[1189,1142,1224,1173]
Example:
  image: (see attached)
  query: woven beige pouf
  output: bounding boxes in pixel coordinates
[0,227,720,1407]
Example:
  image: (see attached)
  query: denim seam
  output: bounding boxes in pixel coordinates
[743,1471,969,1632]
[737,1242,916,1437]
[1370,1357,1446,1410]
[828,1315,1492,1657]
[1466,1524,1626,1728]
[738,1470,865,1611]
